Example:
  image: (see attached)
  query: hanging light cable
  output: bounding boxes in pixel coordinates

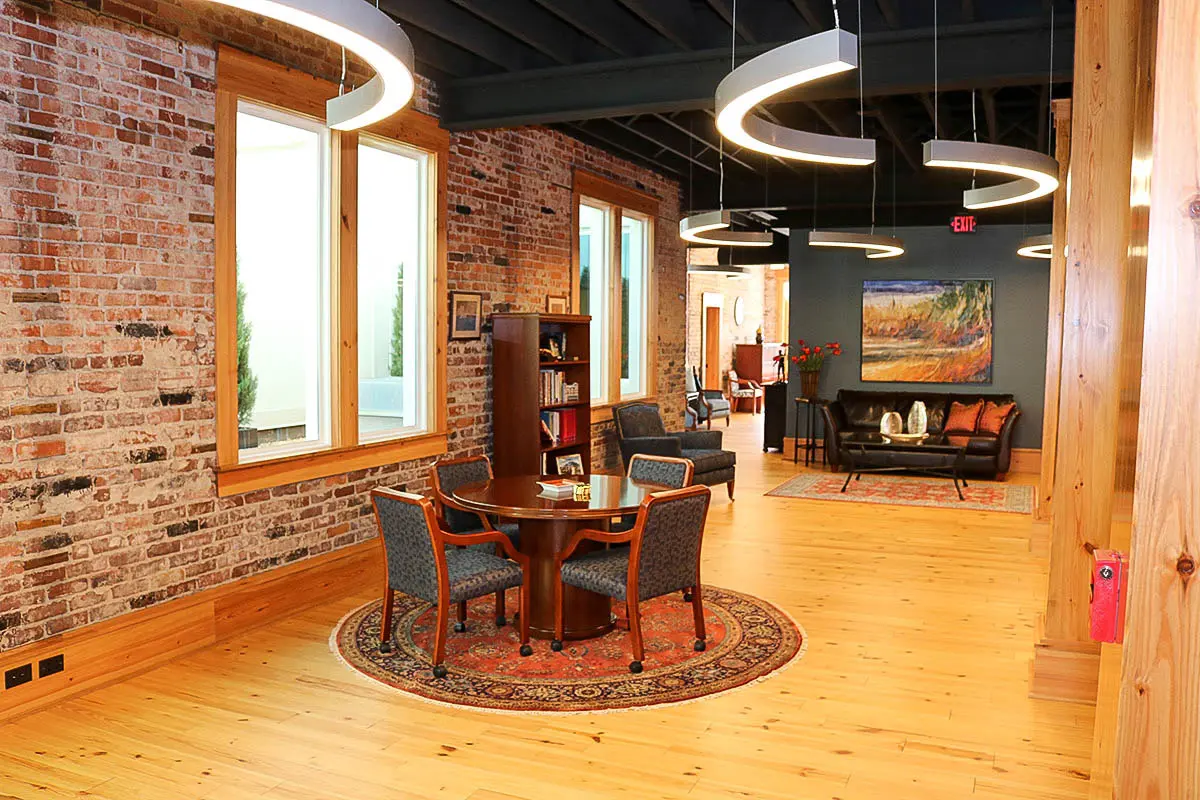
[681,0,773,247]
[922,0,1059,208]
[1018,2,1061,260]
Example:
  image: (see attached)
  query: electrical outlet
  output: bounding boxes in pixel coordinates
[38,654,64,678]
[4,663,33,689]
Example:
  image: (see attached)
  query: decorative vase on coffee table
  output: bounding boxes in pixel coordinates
[907,400,929,435]
[799,371,820,399]
[880,412,903,436]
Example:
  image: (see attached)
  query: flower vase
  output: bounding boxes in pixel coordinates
[799,371,821,399]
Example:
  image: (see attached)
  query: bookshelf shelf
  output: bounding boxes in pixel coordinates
[492,313,592,478]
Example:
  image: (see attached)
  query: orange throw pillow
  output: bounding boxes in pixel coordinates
[945,400,984,434]
[978,401,1016,435]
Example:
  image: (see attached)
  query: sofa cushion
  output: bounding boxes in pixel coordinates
[682,448,736,473]
[978,401,1016,435]
[617,403,666,438]
[946,400,984,433]
[839,391,897,428]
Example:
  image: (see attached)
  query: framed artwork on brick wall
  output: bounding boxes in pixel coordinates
[450,292,483,340]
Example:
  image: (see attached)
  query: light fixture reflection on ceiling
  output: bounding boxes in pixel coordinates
[1017,234,1054,259]
[680,210,774,247]
[207,0,415,131]
[923,140,1060,209]
[808,230,905,259]
[715,29,876,166]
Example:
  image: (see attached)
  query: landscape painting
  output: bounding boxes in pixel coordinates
[861,279,993,383]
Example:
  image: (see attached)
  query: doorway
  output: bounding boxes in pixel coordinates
[703,304,721,390]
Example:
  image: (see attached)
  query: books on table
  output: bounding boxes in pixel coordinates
[537,478,584,499]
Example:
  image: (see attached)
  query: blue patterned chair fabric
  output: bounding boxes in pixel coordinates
[560,490,710,603]
[433,458,519,548]
[373,491,523,605]
[612,403,736,495]
[628,456,691,489]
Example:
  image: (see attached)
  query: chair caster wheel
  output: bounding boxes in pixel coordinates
[694,640,707,652]
[432,665,448,679]
[520,644,533,657]
[496,616,508,628]
[629,660,643,674]
[453,622,467,633]
[682,591,693,602]
[550,639,563,652]
[379,640,393,654]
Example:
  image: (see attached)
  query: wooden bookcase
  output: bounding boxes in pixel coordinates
[491,313,592,477]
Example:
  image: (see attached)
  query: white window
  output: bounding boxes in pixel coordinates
[620,213,650,398]
[578,200,610,401]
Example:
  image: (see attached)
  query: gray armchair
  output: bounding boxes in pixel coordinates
[687,366,731,429]
[612,402,736,500]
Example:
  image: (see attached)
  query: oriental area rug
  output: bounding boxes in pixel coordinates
[767,472,1034,514]
[332,586,804,714]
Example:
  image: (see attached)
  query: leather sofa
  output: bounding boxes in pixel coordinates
[820,389,1021,478]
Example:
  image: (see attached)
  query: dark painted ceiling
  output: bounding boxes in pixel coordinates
[381,0,1074,228]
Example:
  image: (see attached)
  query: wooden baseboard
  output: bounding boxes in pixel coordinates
[1030,638,1102,705]
[1010,448,1042,474]
[0,540,381,724]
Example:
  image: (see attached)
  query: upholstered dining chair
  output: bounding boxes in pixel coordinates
[622,454,696,602]
[431,455,520,629]
[551,484,712,674]
[727,369,764,414]
[370,488,531,679]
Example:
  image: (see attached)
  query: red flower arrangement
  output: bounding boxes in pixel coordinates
[789,338,843,372]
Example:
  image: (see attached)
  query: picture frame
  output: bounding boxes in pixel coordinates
[555,453,585,476]
[546,295,569,314]
[449,292,483,340]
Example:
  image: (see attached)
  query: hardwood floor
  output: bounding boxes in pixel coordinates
[0,415,1094,799]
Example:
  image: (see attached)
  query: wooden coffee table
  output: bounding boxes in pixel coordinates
[450,474,656,640]
[840,432,970,500]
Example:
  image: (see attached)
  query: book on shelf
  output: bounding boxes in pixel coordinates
[563,382,579,402]
[539,408,578,445]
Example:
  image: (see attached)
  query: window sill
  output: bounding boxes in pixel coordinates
[216,431,448,497]
[591,395,657,416]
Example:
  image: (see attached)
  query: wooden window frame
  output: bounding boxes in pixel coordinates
[214,47,449,497]
[570,170,659,411]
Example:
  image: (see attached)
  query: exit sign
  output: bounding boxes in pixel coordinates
[950,215,978,233]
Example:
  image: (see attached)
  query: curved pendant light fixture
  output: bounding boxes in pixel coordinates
[715,29,875,166]
[207,0,415,131]
[1017,233,1054,259]
[809,230,905,259]
[680,211,774,246]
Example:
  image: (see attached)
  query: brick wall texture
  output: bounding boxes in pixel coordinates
[685,266,782,391]
[0,0,686,649]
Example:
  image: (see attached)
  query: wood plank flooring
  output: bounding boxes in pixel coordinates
[0,416,1094,799]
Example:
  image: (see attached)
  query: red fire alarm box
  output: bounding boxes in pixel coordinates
[1090,550,1128,644]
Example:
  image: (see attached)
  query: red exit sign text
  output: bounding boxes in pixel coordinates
[950,215,978,233]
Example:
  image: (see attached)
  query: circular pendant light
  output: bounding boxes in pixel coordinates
[924,140,1060,209]
[207,0,415,131]
[715,29,875,166]
[680,211,773,247]
[1017,233,1054,259]
[809,230,905,259]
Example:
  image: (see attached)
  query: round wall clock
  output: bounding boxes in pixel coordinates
[733,296,745,326]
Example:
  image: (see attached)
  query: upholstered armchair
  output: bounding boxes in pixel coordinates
[687,366,731,429]
[727,370,763,414]
[551,485,712,673]
[612,402,737,500]
[370,488,531,678]
[431,455,520,629]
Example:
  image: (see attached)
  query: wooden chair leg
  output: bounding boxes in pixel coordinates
[691,585,707,651]
[431,598,449,678]
[518,585,532,656]
[455,599,467,633]
[627,599,646,674]
[725,414,730,427]
[727,479,735,501]
[494,589,507,627]
[551,571,565,651]
[379,587,395,653]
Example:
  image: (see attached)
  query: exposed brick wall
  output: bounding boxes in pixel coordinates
[0,0,685,650]
[685,266,778,390]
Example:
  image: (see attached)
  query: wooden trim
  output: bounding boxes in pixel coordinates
[216,433,447,497]
[0,540,382,724]
[1036,98,1073,521]
[214,47,450,493]
[573,169,659,216]
[1030,638,1101,705]
[214,88,239,469]
[1010,448,1042,475]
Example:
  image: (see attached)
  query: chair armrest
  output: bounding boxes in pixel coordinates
[558,527,636,563]
[442,529,526,565]
[671,430,723,450]
[621,436,684,458]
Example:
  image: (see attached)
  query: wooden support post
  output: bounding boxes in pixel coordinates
[1111,0,1200,794]
[1031,0,1152,704]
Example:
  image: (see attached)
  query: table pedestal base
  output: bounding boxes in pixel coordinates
[519,517,615,640]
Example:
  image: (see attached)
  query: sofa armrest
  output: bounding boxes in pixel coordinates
[619,436,684,469]
[671,430,723,450]
[994,409,1021,474]
[820,402,846,471]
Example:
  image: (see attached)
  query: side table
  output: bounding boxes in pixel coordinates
[793,397,828,466]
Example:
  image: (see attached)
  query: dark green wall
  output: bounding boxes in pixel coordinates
[787,224,1051,450]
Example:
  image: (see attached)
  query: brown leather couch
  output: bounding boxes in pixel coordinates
[820,389,1021,478]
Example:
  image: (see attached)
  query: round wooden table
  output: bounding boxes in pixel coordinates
[451,474,655,640]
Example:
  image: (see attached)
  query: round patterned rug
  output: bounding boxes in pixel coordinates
[331,586,805,713]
